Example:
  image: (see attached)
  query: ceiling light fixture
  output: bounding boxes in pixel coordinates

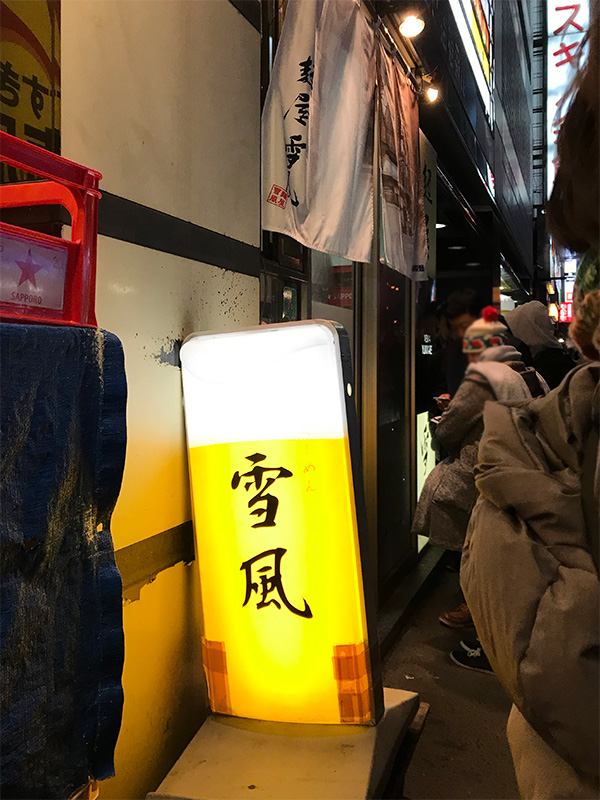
[399,14,425,38]
[420,71,440,103]
[436,223,446,229]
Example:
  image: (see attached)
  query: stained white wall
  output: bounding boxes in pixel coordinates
[95,235,259,550]
[60,1,261,795]
[62,0,260,246]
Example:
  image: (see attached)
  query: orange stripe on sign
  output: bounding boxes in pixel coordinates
[201,637,232,715]
[332,643,373,724]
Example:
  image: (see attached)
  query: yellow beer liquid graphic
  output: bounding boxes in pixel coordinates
[189,437,371,724]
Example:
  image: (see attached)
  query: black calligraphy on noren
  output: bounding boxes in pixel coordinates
[283,92,310,127]
[422,163,433,204]
[298,56,314,89]
[232,452,293,528]
[240,548,313,618]
[285,134,306,170]
[278,55,315,210]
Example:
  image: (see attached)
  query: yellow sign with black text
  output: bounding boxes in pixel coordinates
[181,322,381,725]
[1,0,60,180]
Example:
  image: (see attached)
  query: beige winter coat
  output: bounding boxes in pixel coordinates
[461,364,600,799]
[412,359,545,551]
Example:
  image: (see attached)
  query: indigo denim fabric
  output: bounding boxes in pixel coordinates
[0,324,127,799]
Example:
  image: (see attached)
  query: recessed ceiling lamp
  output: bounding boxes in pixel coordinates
[399,14,425,38]
[436,223,446,229]
[426,86,439,102]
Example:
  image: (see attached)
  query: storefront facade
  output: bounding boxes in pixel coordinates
[1,0,541,795]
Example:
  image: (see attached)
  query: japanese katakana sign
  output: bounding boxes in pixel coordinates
[547,2,590,197]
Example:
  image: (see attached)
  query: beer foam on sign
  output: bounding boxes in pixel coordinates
[181,322,348,447]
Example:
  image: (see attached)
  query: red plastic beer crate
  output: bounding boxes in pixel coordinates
[0,131,101,327]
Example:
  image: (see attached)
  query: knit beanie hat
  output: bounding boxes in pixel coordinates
[462,306,508,354]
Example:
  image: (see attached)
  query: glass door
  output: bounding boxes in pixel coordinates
[310,251,356,362]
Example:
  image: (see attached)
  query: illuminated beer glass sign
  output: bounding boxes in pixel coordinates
[180,321,382,725]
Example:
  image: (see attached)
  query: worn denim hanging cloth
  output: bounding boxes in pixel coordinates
[0,323,127,799]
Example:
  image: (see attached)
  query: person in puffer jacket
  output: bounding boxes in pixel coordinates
[462,357,599,799]
[461,5,600,794]
[411,308,548,633]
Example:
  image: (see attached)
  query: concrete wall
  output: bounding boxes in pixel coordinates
[61,2,261,796]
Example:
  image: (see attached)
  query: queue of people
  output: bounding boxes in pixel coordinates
[410,2,599,795]
[411,307,549,658]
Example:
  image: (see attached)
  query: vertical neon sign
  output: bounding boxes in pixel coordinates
[547,1,590,198]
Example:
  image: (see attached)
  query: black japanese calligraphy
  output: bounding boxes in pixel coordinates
[285,134,307,170]
[422,163,433,204]
[284,92,310,127]
[294,102,309,126]
[240,548,313,618]
[298,56,314,89]
[0,61,20,107]
[0,59,60,163]
[278,54,316,210]
[22,74,49,119]
[232,452,293,528]
[23,123,60,151]
[0,111,16,135]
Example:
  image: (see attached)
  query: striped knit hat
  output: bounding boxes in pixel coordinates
[462,306,507,354]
